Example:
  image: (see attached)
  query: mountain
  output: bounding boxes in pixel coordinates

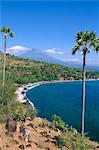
[6,46,99,72]
[18,49,82,68]
[19,48,62,64]
[18,49,99,72]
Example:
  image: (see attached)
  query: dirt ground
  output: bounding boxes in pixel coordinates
[0,117,98,150]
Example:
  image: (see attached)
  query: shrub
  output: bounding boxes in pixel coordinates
[69,126,78,135]
[52,114,65,131]
[55,136,65,149]
[13,102,27,121]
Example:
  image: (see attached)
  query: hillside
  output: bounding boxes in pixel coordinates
[0,117,99,150]
[0,53,99,86]
[0,53,99,150]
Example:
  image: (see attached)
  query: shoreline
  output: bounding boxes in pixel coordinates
[15,78,99,109]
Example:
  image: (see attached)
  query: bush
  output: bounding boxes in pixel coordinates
[55,136,65,149]
[69,126,78,135]
[52,114,65,131]
[28,108,38,119]
[12,101,38,121]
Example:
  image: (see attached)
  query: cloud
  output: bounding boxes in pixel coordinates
[62,58,80,62]
[6,45,31,54]
[43,48,64,55]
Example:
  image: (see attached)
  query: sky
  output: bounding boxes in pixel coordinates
[0,0,99,65]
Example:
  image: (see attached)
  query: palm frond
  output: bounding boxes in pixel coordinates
[10,32,15,37]
[72,31,99,55]
[76,32,83,41]
[82,31,90,42]
[90,32,96,41]
[72,45,80,55]
[90,38,99,52]
[94,38,99,52]
[0,26,11,34]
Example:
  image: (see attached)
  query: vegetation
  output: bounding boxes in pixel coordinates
[0,26,14,88]
[0,78,37,123]
[72,31,99,135]
[0,26,99,149]
[0,51,98,126]
[52,114,66,131]
[51,115,95,150]
[0,53,99,86]
[55,136,65,149]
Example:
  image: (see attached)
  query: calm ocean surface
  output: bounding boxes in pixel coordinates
[27,80,99,141]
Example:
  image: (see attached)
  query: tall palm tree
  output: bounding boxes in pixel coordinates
[0,26,14,88]
[72,31,99,135]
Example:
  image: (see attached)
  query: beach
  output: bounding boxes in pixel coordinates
[15,78,98,110]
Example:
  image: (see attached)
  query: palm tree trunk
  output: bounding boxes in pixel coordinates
[2,35,7,88]
[81,52,86,135]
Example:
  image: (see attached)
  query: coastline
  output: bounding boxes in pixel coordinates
[15,78,99,109]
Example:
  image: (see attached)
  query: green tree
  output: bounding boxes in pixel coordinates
[0,26,14,88]
[72,31,99,135]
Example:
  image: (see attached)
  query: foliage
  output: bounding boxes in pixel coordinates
[63,131,93,150]
[55,136,65,149]
[52,114,65,131]
[12,101,38,121]
[0,77,37,123]
[0,78,16,123]
[51,115,94,150]
[0,54,98,87]
[72,31,99,55]
[28,108,38,119]
[0,52,98,149]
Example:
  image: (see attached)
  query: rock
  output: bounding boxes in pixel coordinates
[5,144,10,147]
[27,123,34,128]
[18,135,23,141]
[26,144,32,148]
[5,117,17,132]
[11,139,19,145]
[45,148,50,150]
[6,131,13,137]
[18,144,25,149]
[32,143,38,149]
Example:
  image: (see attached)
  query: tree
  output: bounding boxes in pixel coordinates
[0,26,14,88]
[72,31,99,135]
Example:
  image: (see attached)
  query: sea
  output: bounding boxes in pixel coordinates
[27,80,99,141]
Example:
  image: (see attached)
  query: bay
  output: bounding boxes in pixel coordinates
[27,80,99,141]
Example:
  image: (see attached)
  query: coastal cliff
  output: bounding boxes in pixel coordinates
[0,117,99,150]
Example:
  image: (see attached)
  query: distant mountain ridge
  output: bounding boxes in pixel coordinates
[19,48,62,64]
[6,47,99,72]
[18,49,99,72]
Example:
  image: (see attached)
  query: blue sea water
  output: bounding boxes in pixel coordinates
[27,80,99,141]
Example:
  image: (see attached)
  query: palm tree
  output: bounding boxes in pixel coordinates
[72,31,99,135]
[0,26,14,88]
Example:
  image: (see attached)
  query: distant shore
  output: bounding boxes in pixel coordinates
[16,78,99,109]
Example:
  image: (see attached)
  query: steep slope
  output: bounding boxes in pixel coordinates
[0,117,99,150]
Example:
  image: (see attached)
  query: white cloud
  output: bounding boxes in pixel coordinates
[43,48,64,55]
[6,45,31,53]
[62,58,80,62]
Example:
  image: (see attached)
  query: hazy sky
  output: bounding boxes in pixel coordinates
[0,0,99,65]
